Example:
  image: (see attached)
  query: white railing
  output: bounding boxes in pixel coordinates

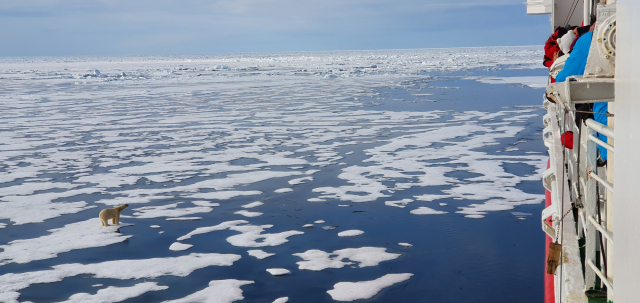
[543,96,614,301]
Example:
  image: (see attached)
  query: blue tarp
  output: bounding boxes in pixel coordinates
[556,31,608,161]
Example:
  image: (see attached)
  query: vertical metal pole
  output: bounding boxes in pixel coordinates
[585,123,598,289]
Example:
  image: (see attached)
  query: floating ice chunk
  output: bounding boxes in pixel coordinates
[384,199,413,208]
[327,273,413,301]
[132,203,213,219]
[338,204,350,207]
[247,250,274,260]
[302,224,313,228]
[192,201,221,207]
[476,76,548,89]
[305,170,321,175]
[338,230,364,237]
[0,253,241,299]
[345,151,355,155]
[226,224,304,248]
[307,198,325,202]
[0,218,132,266]
[465,215,485,219]
[166,217,202,221]
[288,176,313,185]
[272,297,288,303]
[59,282,167,303]
[0,223,6,229]
[159,231,165,234]
[274,188,293,193]
[150,225,161,229]
[186,190,262,200]
[410,207,447,215]
[92,284,103,287]
[178,221,249,241]
[293,247,400,271]
[414,194,449,202]
[241,201,264,208]
[323,226,339,230]
[266,268,291,276]
[169,242,193,251]
[314,220,325,224]
[162,279,253,303]
[234,210,263,217]
[398,243,413,247]
[0,189,100,225]
[439,203,447,206]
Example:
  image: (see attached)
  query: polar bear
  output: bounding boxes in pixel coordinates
[99,204,129,226]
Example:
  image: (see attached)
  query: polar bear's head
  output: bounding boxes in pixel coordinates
[115,204,129,212]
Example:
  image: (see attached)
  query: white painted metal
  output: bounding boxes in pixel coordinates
[587,135,614,152]
[612,0,640,301]
[587,259,614,293]
[526,0,553,15]
[587,215,614,245]
[546,76,615,104]
[544,102,588,303]
[585,118,615,138]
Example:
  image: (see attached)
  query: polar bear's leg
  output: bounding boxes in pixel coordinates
[101,218,109,226]
[114,214,120,225]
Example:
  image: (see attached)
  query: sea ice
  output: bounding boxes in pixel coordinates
[58,282,168,303]
[0,253,241,301]
[302,224,314,228]
[293,247,400,271]
[384,199,413,208]
[266,268,291,276]
[177,220,249,241]
[314,220,325,224]
[274,188,293,193]
[409,207,447,215]
[166,217,203,221]
[337,230,364,237]
[327,273,413,301]
[241,201,264,208]
[131,203,213,219]
[234,210,263,217]
[0,218,132,266]
[398,243,413,247]
[272,297,288,303]
[161,279,253,303]
[151,225,161,229]
[247,250,275,260]
[169,242,193,251]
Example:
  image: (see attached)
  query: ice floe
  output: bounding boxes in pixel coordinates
[151,225,161,229]
[293,247,400,271]
[274,188,294,193]
[410,207,448,215]
[337,230,364,237]
[272,297,288,303]
[234,210,263,217]
[398,243,413,247]
[0,218,132,266]
[241,201,264,208]
[0,253,241,301]
[131,203,213,219]
[384,199,413,208]
[162,279,253,303]
[266,268,291,276]
[327,273,413,301]
[177,220,249,241]
[166,217,203,221]
[169,242,193,251]
[58,282,168,303]
[247,250,275,260]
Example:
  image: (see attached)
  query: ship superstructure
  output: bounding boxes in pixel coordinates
[526,0,640,302]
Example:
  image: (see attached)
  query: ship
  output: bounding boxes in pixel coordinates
[525,0,639,302]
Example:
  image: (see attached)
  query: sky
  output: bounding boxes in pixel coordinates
[0,0,551,57]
